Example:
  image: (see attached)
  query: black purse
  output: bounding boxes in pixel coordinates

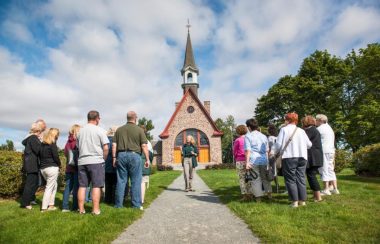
[244,169,258,183]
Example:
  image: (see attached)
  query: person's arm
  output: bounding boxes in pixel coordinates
[244,136,252,169]
[192,146,198,156]
[141,143,150,168]
[112,142,117,167]
[51,143,61,167]
[233,140,238,159]
[305,132,312,149]
[30,136,41,155]
[103,144,109,162]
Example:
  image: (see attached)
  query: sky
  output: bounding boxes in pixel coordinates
[0,0,380,150]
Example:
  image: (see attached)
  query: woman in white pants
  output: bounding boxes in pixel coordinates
[39,128,61,212]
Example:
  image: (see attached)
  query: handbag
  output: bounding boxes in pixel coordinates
[274,127,298,169]
[244,169,258,183]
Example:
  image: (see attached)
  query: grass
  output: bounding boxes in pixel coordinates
[198,168,380,244]
[0,170,181,244]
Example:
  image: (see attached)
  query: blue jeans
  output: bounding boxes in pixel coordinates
[62,172,79,210]
[115,152,142,208]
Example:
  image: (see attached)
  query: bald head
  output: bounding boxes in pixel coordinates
[127,111,137,123]
[35,119,47,132]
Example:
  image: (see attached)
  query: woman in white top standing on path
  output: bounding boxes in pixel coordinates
[316,114,340,195]
[275,112,312,208]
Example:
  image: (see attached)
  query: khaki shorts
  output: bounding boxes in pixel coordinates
[142,176,150,184]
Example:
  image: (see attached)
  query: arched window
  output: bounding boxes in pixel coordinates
[174,129,209,147]
[187,73,193,83]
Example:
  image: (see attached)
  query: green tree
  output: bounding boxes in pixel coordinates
[254,44,380,151]
[215,115,236,163]
[0,140,15,151]
[138,117,155,141]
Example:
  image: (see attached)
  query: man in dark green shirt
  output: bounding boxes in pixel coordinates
[112,111,149,209]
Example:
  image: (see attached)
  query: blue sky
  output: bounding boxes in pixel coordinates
[0,0,379,150]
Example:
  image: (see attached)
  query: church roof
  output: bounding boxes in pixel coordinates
[181,31,199,75]
[159,88,223,139]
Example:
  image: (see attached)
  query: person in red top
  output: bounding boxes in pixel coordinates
[233,125,252,201]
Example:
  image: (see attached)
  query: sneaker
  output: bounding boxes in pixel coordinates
[139,206,144,211]
[299,201,306,206]
[79,210,86,215]
[290,203,298,208]
[47,206,57,211]
[25,205,33,210]
[62,209,71,213]
[331,189,340,195]
[91,211,101,215]
[320,190,331,196]
[30,201,38,205]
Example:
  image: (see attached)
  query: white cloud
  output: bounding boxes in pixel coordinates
[1,20,34,43]
[320,5,380,55]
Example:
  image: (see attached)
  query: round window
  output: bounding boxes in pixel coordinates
[187,106,195,113]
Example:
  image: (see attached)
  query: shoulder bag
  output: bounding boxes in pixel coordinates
[274,127,298,169]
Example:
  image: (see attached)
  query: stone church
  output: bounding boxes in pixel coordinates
[156,29,223,165]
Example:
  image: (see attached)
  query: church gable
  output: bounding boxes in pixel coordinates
[159,88,222,139]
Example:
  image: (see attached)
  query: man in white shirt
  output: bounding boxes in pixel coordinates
[316,114,340,195]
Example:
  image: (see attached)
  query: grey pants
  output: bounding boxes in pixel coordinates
[183,158,193,190]
[282,158,307,201]
[251,165,272,197]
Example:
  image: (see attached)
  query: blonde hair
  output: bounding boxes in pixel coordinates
[69,124,81,138]
[29,122,42,134]
[43,128,60,144]
[316,114,328,123]
[187,135,196,145]
[107,126,118,137]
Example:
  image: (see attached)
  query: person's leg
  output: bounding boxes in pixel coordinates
[115,153,128,208]
[128,153,143,208]
[48,167,59,208]
[295,159,307,205]
[104,173,112,203]
[183,159,191,190]
[189,166,194,190]
[306,166,322,201]
[251,165,264,201]
[72,171,79,211]
[260,165,272,198]
[77,165,89,213]
[92,187,101,213]
[41,167,55,210]
[320,153,332,194]
[282,158,298,205]
[89,163,105,214]
[62,173,73,210]
[141,177,146,204]
[77,187,86,213]
[21,173,38,207]
[111,173,117,204]
[236,163,248,199]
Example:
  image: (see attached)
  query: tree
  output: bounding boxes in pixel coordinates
[254,44,380,151]
[138,117,155,141]
[0,140,15,151]
[215,115,236,163]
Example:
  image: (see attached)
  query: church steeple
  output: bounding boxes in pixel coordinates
[181,20,199,96]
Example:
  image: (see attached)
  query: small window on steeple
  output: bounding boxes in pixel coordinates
[187,73,193,83]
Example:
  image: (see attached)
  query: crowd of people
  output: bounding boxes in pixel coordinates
[20,110,339,212]
[20,110,153,214]
[233,113,340,207]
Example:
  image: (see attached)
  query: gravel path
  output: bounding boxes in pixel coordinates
[112,170,259,244]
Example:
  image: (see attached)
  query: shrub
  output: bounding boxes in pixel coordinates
[205,163,236,170]
[0,151,24,197]
[157,164,173,171]
[353,143,380,177]
[334,149,353,173]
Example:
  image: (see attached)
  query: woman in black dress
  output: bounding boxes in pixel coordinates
[302,116,323,202]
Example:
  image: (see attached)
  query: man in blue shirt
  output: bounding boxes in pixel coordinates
[244,119,272,201]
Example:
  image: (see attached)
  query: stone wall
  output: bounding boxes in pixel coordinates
[161,95,222,164]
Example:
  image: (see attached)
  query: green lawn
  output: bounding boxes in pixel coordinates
[0,171,181,244]
[198,168,380,244]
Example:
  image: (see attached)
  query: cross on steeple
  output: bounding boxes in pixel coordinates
[186,19,191,33]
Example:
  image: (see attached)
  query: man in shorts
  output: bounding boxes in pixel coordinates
[77,110,109,215]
